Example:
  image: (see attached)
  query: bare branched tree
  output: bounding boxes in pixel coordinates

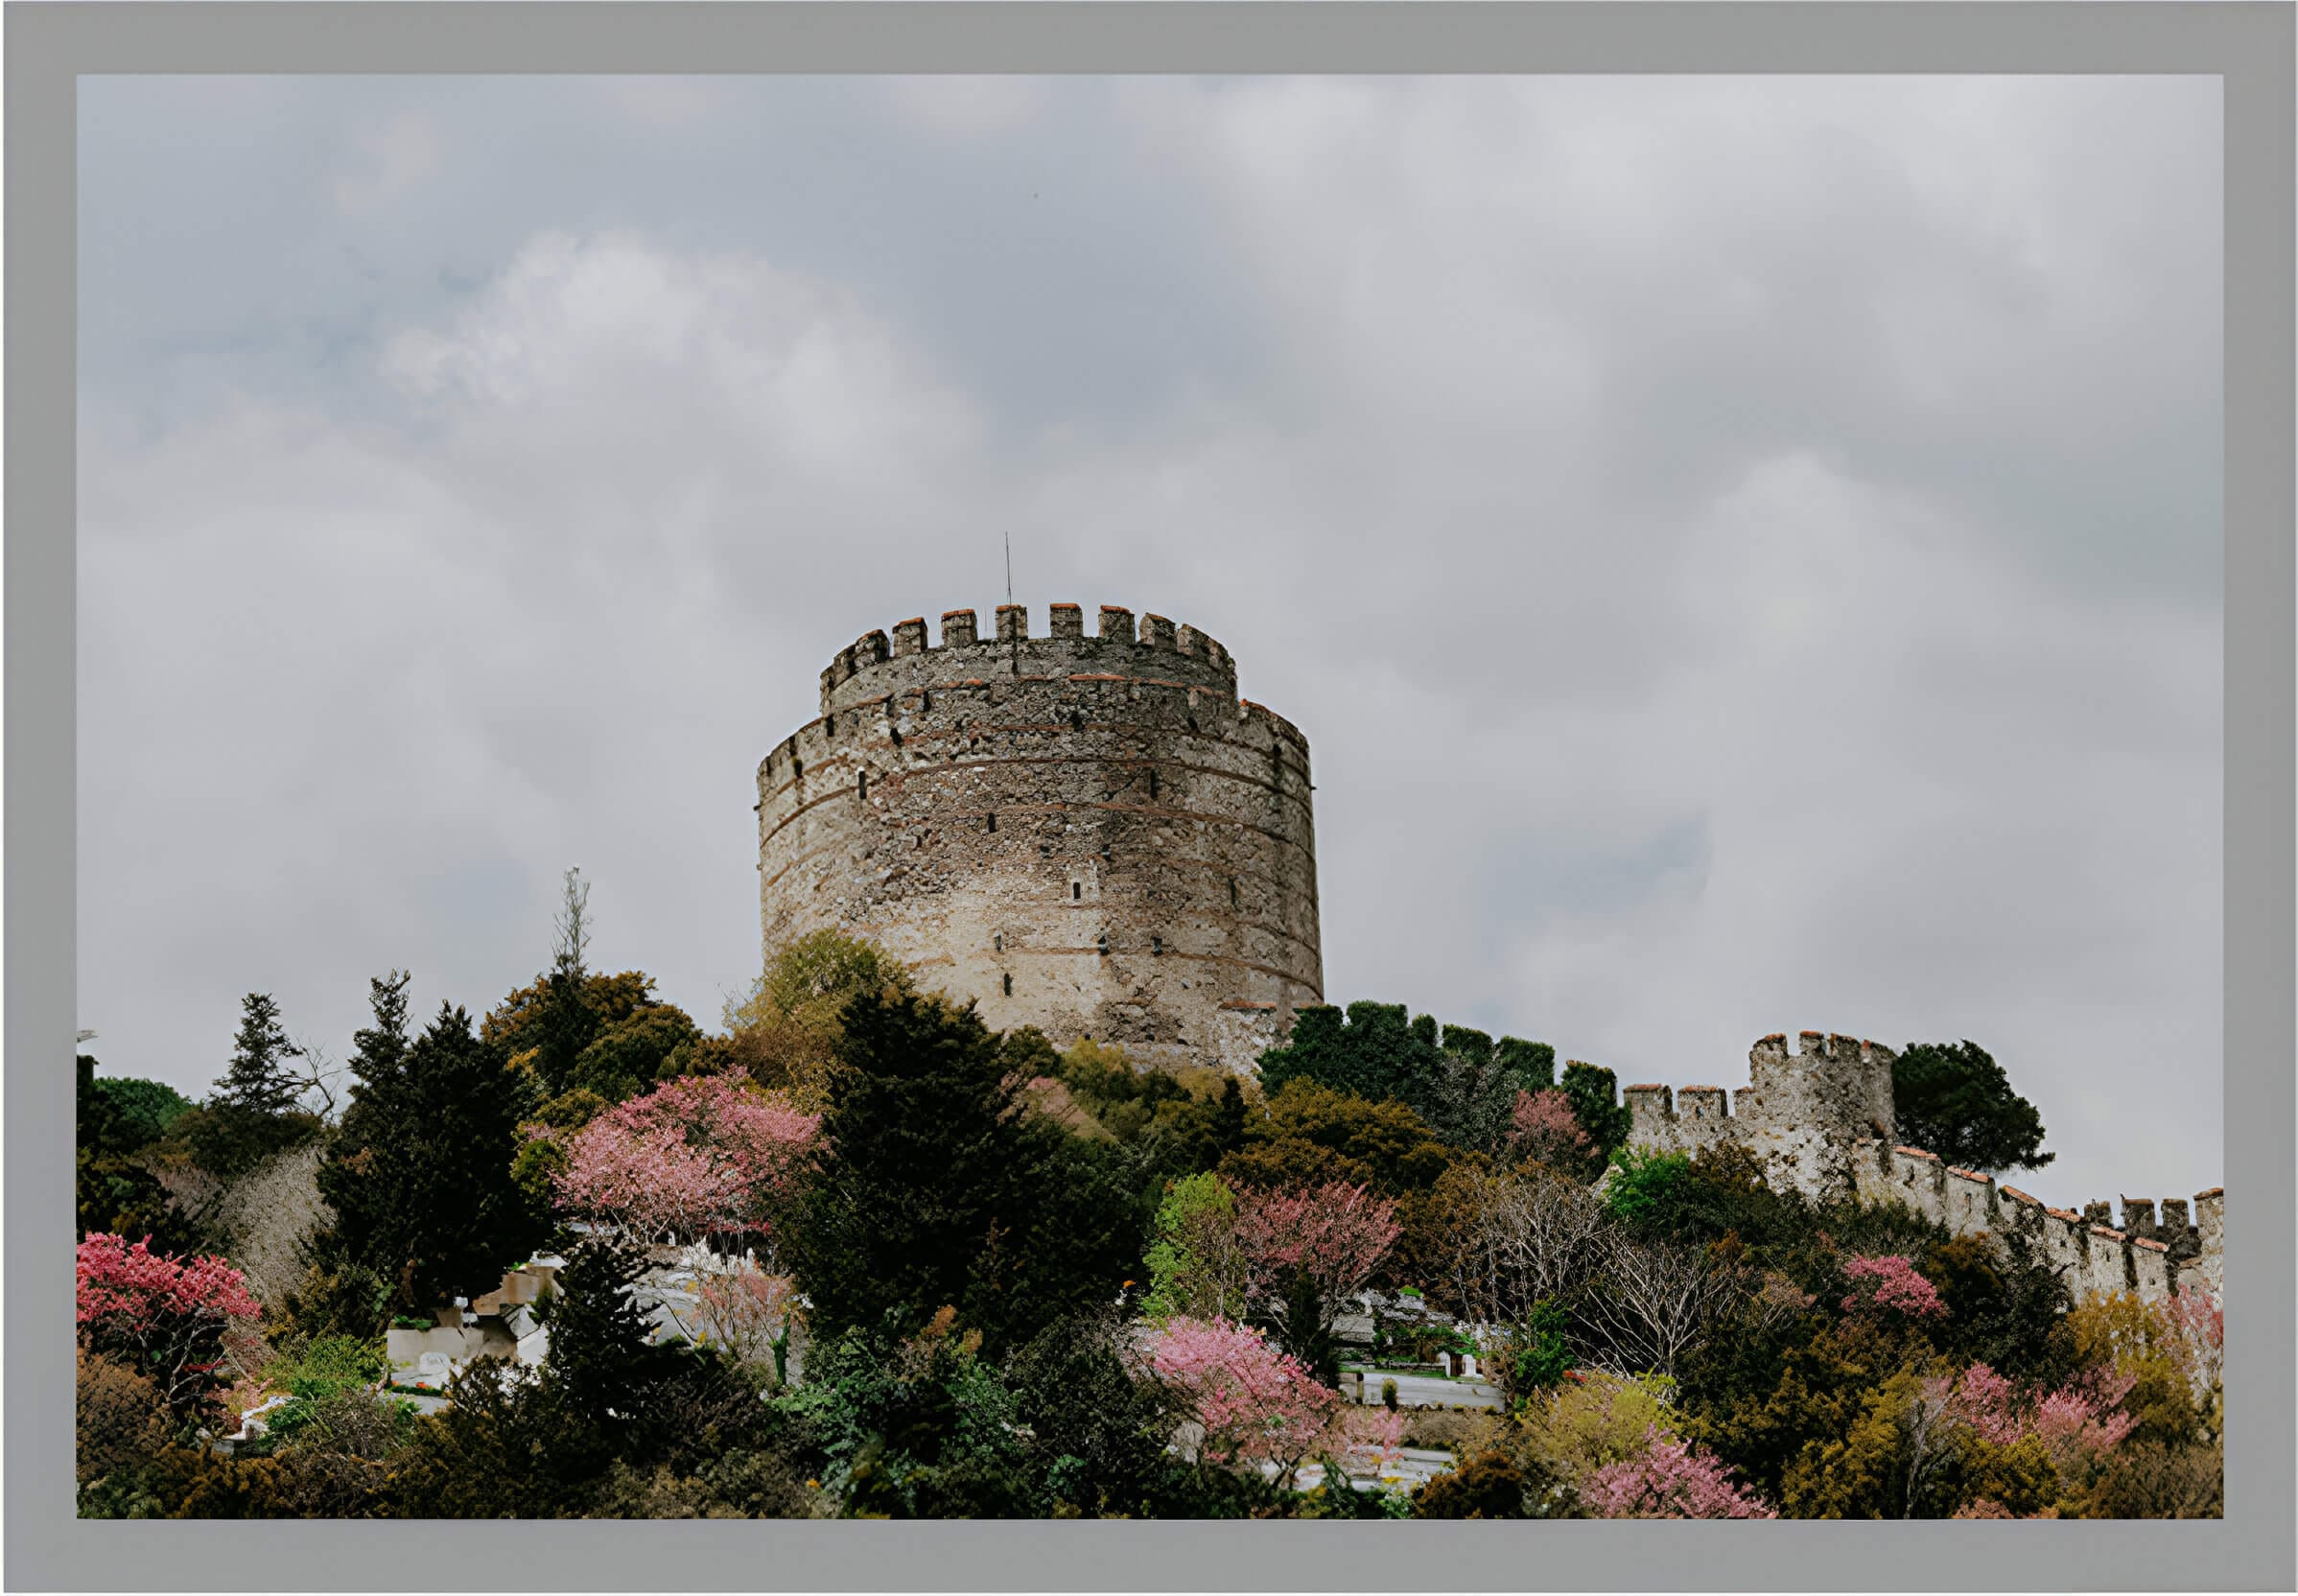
[1577,1234,1748,1379]
[1439,1163,1611,1327]
[291,1035,351,1122]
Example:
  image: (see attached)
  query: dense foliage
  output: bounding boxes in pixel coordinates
[75,911,2217,1522]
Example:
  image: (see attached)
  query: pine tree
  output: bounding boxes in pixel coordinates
[535,868,602,1099]
[214,992,303,1116]
[320,993,546,1315]
[539,1236,677,1432]
[789,991,1137,1357]
[347,970,413,1092]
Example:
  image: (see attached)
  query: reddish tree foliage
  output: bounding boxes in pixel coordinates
[1144,1315,1341,1471]
[1231,1180,1401,1323]
[1841,1255,1949,1322]
[1510,1088,1596,1175]
[555,1072,819,1249]
[77,1232,262,1419]
[1581,1424,1776,1519]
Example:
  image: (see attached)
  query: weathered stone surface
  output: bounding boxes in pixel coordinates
[760,606,1322,1073]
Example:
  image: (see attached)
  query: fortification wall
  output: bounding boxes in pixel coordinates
[1626,1031,1898,1201]
[1621,1029,2220,1306]
[1850,1142,2221,1306]
[759,603,1322,1074]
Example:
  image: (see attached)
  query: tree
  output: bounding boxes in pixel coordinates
[553,1073,819,1252]
[1141,1171,1250,1324]
[77,1232,262,1420]
[1255,1002,1551,1144]
[712,929,919,1108]
[1510,1088,1598,1177]
[1891,1041,2052,1174]
[1581,1426,1775,1518]
[214,993,305,1117]
[540,1235,683,1433]
[1220,1077,1459,1198]
[1419,1026,1523,1155]
[1417,1161,1610,1330]
[1143,1316,1340,1473]
[1559,1061,1632,1164]
[787,991,1137,1357]
[1231,1181,1401,1380]
[318,998,546,1314]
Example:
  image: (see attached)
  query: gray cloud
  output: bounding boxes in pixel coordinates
[78,76,2220,1205]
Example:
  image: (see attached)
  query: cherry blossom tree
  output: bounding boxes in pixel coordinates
[1841,1255,1949,1322]
[1581,1425,1775,1518]
[76,1232,262,1419]
[1510,1088,1598,1178]
[1144,1315,1341,1473]
[1232,1181,1400,1322]
[554,1071,818,1252]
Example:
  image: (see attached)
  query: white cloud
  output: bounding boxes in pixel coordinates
[78,76,2220,1209]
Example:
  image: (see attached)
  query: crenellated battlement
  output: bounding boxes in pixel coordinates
[760,603,1318,1080]
[1851,1135,2222,1306]
[1630,1028,1898,1195]
[816,603,1240,717]
[1620,1026,2221,1305]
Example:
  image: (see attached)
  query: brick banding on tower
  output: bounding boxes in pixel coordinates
[757,604,1322,1073]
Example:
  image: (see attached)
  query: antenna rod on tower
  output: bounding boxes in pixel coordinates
[1004,529,1019,674]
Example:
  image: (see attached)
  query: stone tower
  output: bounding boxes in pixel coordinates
[756,603,1323,1073]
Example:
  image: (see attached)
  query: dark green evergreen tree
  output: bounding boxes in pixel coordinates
[1892,1040,2052,1174]
[538,1236,679,1433]
[1560,1059,1633,1162]
[319,993,545,1314]
[1496,1036,1557,1094]
[213,992,304,1116]
[534,868,603,1100]
[790,991,1138,1358]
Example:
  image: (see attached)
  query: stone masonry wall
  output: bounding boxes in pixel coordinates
[758,603,1322,1074]
[1625,1031,1898,1205]
[1624,1029,2221,1306]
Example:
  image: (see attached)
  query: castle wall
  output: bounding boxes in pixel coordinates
[1629,1029,2221,1307]
[759,604,1322,1073]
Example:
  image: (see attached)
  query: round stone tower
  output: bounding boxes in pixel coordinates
[756,602,1323,1073]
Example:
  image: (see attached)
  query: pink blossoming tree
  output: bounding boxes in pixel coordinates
[554,1072,819,1252]
[1231,1181,1401,1326]
[77,1232,263,1419]
[1144,1315,1341,1472]
[1841,1255,1949,1322]
[1581,1425,1776,1518]
[1511,1088,1598,1178]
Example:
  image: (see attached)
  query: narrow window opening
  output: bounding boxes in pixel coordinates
[1072,881,1082,901]
[1230,877,1239,909]
[987,811,997,833]
[857,772,868,800]
[1096,933,1109,955]
[1152,936,1162,955]
[1002,973,1013,997]
[890,724,903,746]
[921,691,931,712]
[995,933,1003,952]
[1149,770,1160,800]
[1070,710,1084,732]
[791,757,803,779]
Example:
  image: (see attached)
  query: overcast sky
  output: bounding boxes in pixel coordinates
[78,75,2221,1206]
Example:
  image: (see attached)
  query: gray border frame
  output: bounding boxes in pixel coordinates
[9,5,2289,1590]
